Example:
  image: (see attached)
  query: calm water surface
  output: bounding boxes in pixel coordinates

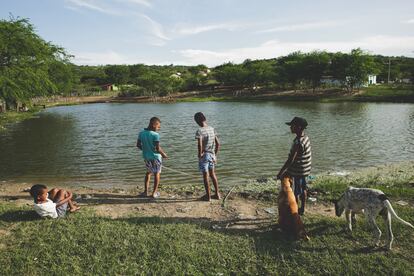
[1,102,413,188]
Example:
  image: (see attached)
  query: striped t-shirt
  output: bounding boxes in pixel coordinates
[287,135,312,176]
[195,126,217,154]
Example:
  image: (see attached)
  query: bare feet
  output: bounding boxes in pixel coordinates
[211,194,221,200]
[200,194,211,202]
[70,206,81,213]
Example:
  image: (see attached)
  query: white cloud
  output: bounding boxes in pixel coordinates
[116,0,152,8]
[176,35,414,66]
[403,18,414,24]
[72,50,132,65]
[65,0,119,15]
[257,21,341,33]
[65,0,167,47]
[174,22,247,35]
[138,14,170,45]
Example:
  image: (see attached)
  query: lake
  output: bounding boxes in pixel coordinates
[1,102,413,189]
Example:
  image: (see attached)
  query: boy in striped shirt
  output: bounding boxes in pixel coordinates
[194,112,221,201]
[277,117,312,215]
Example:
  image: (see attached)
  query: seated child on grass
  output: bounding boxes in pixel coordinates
[29,184,80,218]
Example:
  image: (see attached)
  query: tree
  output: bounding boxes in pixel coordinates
[104,65,129,85]
[243,59,275,90]
[213,63,248,86]
[331,49,379,92]
[48,62,76,95]
[302,51,330,92]
[276,52,305,91]
[0,17,71,109]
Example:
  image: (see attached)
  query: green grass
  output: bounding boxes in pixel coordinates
[0,108,41,131]
[312,162,414,202]
[175,96,233,102]
[353,86,414,102]
[0,202,413,275]
[174,86,414,104]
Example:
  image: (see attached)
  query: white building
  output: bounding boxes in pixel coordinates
[367,74,377,85]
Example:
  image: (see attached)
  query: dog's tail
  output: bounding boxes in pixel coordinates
[384,200,414,229]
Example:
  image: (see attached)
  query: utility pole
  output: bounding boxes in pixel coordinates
[387,57,391,84]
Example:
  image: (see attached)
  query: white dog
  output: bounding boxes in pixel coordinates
[334,186,414,250]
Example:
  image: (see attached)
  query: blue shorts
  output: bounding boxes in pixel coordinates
[145,159,162,174]
[291,176,307,197]
[199,152,215,173]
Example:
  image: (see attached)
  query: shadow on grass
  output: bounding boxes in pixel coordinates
[0,208,394,257]
[0,195,32,201]
[0,210,40,222]
[111,215,337,255]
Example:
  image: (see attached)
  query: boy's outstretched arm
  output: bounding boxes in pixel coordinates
[214,136,220,155]
[155,141,168,159]
[136,139,142,150]
[277,144,299,179]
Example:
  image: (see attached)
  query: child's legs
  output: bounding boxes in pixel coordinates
[300,190,307,210]
[152,172,160,195]
[54,189,66,202]
[295,177,307,212]
[144,172,151,194]
[199,157,211,197]
[48,188,60,201]
[209,169,219,196]
[202,171,211,197]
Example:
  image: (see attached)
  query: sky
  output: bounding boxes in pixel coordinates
[1,0,414,66]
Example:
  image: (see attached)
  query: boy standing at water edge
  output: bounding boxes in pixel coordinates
[277,117,312,215]
[194,112,221,201]
[137,117,168,198]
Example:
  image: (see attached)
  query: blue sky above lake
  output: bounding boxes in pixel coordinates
[1,0,414,66]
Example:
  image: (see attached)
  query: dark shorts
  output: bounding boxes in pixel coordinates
[56,200,68,218]
[291,176,307,197]
[145,159,162,174]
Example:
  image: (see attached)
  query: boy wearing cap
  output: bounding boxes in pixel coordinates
[277,117,312,215]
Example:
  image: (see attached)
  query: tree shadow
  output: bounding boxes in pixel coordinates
[113,215,302,256]
[77,193,199,205]
[0,195,32,201]
[0,210,40,222]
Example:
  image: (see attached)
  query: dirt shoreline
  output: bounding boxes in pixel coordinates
[0,181,335,230]
[40,87,414,106]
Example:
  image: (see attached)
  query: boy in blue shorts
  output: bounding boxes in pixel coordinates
[194,112,221,201]
[137,117,168,198]
[277,117,312,215]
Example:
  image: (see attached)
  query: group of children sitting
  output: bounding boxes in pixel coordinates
[30,112,311,221]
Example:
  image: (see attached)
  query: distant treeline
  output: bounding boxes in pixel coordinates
[1,17,413,110]
[73,51,413,97]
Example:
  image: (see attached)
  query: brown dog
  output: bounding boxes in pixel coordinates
[278,177,310,240]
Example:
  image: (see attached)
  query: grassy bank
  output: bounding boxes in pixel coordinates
[1,162,414,275]
[0,108,41,131]
[351,86,414,103]
[311,162,414,202]
[0,203,413,275]
[156,86,414,104]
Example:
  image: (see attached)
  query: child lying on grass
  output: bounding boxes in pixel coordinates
[29,184,80,218]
